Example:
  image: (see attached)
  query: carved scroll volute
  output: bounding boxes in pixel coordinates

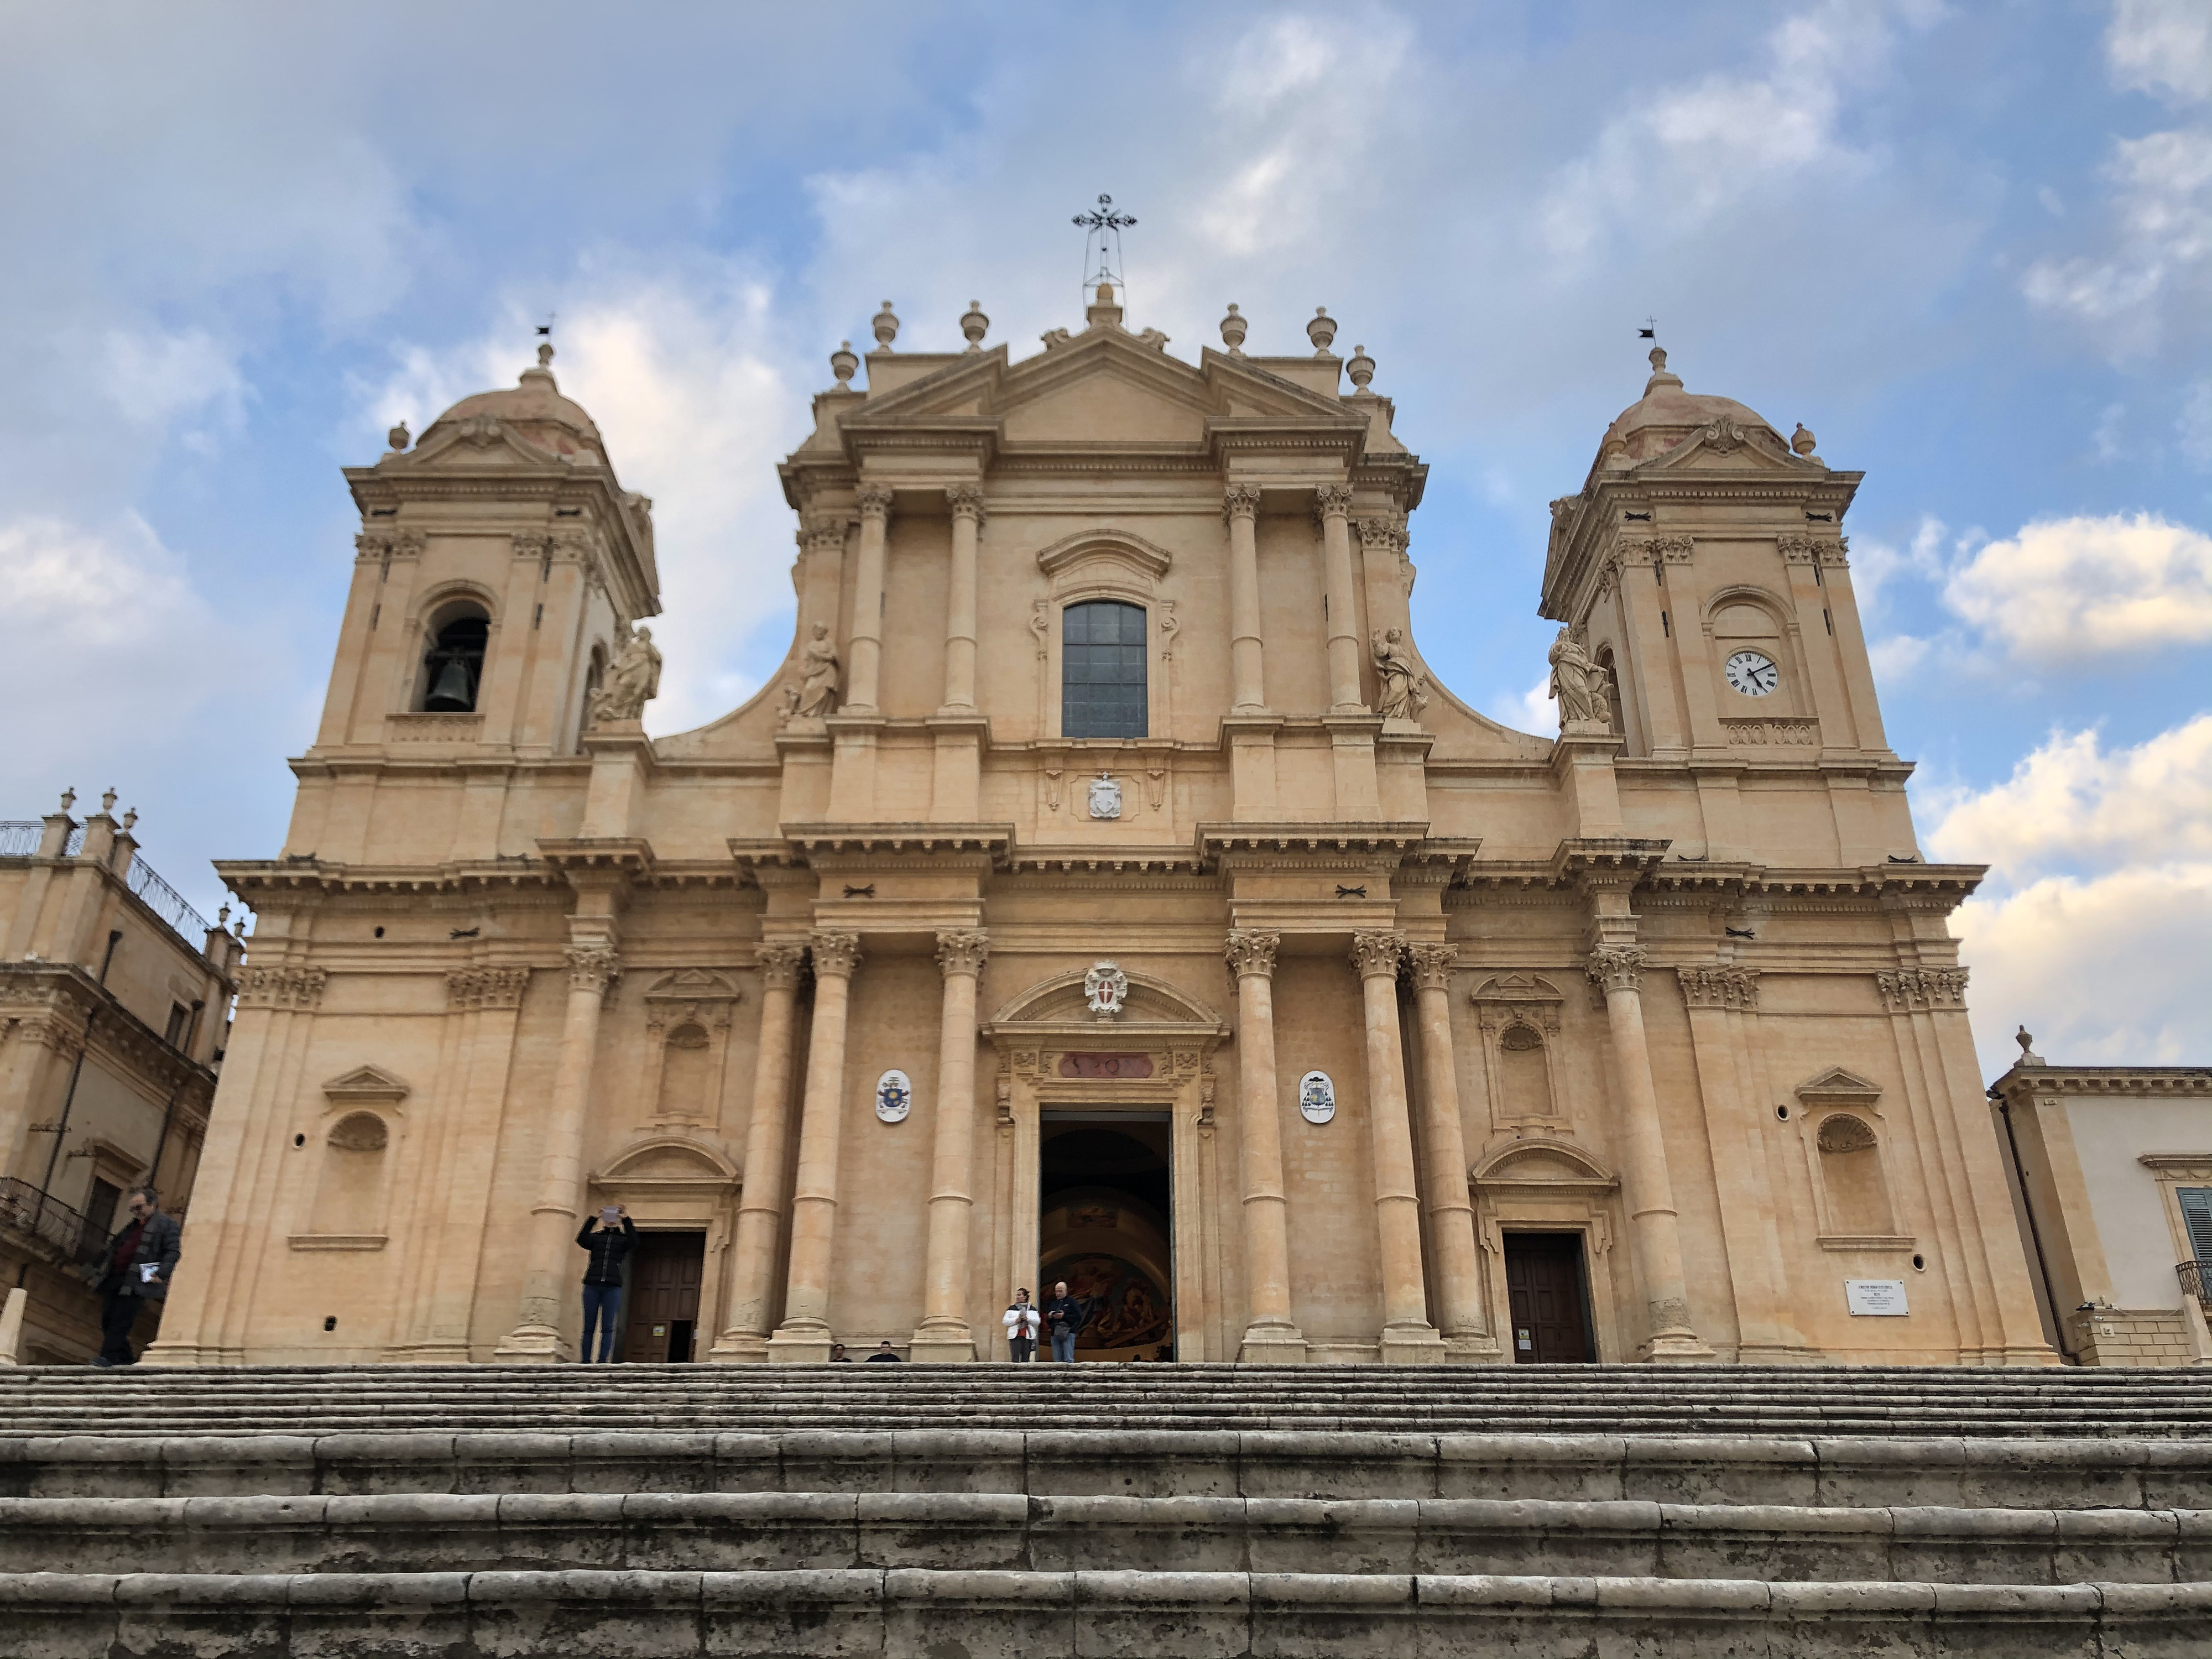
[1223,928,1280,980]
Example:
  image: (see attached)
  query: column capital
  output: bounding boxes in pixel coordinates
[1312,483,1354,521]
[447,965,531,1011]
[1222,484,1261,523]
[1223,927,1280,979]
[757,941,808,990]
[799,514,852,556]
[1404,942,1457,992]
[945,484,986,524]
[935,927,989,978]
[808,930,863,980]
[563,946,620,993]
[1585,945,1646,994]
[1350,930,1406,980]
[856,485,895,522]
[1677,963,1759,1011]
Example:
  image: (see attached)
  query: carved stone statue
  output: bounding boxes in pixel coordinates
[791,622,841,720]
[1547,627,1607,729]
[1370,627,1428,722]
[588,627,661,723]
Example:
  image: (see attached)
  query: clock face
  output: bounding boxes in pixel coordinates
[1723,650,1780,697]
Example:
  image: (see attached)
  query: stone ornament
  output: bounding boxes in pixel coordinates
[1307,306,1337,354]
[872,302,899,349]
[1346,346,1375,391]
[1350,931,1405,979]
[1298,1070,1337,1125]
[757,942,808,991]
[588,627,661,724]
[935,929,989,979]
[1084,961,1129,1020]
[808,931,863,980]
[875,1070,912,1124]
[783,622,841,722]
[1547,627,1614,732]
[1223,928,1280,979]
[960,301,989,351]
[1087,773,1123,820]
[1219,303,1246,354]
[829,342,858,388]
[1371,627,1429,722]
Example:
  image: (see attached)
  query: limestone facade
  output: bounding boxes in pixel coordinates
[149,289,2052,1366]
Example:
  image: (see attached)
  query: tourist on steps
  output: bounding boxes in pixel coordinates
[1044,1280,1087,1364]
[574,1205,635,1363]
[865,1340,903,1362]
[86,1186,179,1366]
[1004,1288,1040,1363]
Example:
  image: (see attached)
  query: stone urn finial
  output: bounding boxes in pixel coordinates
[960,300,990,351]
[1791,422,1817,456]
[58,787,75,815]
[1346,345,1375,391]
[388,420,410,452]
[2015,1025,2044,1065]
[830,341,859,388]
[1219,303,1247,354]
[100,788,117,816]
[537,341,555,369]
[1307,306,1338,355]
[873,301,900,349]
[121,807,138,833]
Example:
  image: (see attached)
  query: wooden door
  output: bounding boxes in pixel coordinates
[621,1232,705,1362]
[1504,1233,1592,1363]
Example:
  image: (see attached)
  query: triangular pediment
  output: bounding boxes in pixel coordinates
[322,1065,410,1105]
[1796,1066,1883,1105]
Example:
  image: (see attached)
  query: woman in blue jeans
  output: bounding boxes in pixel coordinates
[575,1206,635,1362]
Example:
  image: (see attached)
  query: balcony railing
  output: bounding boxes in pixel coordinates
[2180,1259,2212,1312]
[0,1176,101,1265]
[0,821,209,946]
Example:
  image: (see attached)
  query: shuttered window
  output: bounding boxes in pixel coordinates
[2179,1187,2212,1263]
[1062,601,1147,739]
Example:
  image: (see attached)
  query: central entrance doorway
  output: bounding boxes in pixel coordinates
[1038,1110,1173,1361]
[620,1231,704,1363]
[1504,1232,1595,1363]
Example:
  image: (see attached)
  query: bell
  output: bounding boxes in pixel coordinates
[425,660,474,712]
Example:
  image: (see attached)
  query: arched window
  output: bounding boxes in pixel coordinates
[1063,601,1147,738]
[420,607,490,712]
[1816,1113,1895,1235]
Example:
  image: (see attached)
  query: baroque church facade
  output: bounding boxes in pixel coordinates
[147,283,2054,1368]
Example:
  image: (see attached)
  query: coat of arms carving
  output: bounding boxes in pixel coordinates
[1083,961,1129,1020]
[1087,773,1123,820]
[875,1070,912,1123]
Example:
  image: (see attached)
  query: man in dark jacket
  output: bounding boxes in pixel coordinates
[574,1206,635,1363]
[91,1187,180,1366]
[1043,1280,1087,1364]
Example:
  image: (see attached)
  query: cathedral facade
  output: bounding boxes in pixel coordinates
[148,284,2053,1368]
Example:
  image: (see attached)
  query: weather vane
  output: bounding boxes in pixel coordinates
[1073,194,1135,302]
[1638,316,1656,340]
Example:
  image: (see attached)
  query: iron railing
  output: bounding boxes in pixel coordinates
[0,821,39,857]
[0,1176,100,1265]
[127,855,212,941]
[2180,1259,2212,1312]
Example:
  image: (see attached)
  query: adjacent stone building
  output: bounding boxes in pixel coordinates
[1,795,241,1363]
[149,283,2053,1367]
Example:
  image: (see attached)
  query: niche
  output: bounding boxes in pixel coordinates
[656,1024,714,1121]
[1814,1113,1896,1237]
[1470,975,1569,1128]
[639,970,742,1127]
[314,1112,390,1238]
[1497,1024,1557,1120]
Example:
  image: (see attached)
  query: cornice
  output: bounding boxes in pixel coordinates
[217,857,565,901]
[1996,1067,2212,1100]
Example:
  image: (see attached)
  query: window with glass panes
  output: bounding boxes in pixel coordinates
[1062,601,1147,738]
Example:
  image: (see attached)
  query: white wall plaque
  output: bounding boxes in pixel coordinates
[874,1070,912,1124]
[1298,1071,1336,1125]
[1087,774,1123,819]
[1844,1279,1908,1316]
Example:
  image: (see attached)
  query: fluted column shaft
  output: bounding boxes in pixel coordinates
[1315,486,1363,712]
[712,942,807,1360]
[769,932,862,1360]
[1226,929,1303,1360]
[941,488,982,712]
[1224,487,1266,712]
[1406,944,1488,1346]
[914,929,988,1360]
[846,488,893,713]
[1352,932,1434,1344]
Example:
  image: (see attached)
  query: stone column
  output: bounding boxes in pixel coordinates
[1314,484,1364,712]
[711,941,808,1361]
[844,487,893,713]
[1225,928,1306,1362]
[1223,486,1266,712]
[1587,945,1712,1360]
[1352,930,1446,1362]
[940,487,983,712]
[912,928,989,1361]
[1405,943,1493,1357]
[494,942,619,1360]
[768,930,862,1362]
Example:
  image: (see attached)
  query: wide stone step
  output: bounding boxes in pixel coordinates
[9,1431,2210,1509]
[6,1567,2208,1657]
[2,1490,2201,1584]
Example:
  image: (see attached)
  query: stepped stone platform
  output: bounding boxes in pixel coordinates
[3,1365,2210,1655]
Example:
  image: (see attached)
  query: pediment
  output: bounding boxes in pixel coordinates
[988,967,1224,1032]
[1636,422,1815,475]
[643,968,742,1004]
[601,1137,737,1183]
[1796,1066,1883,1107]
[400,418,568,473]
[1470,973,1566,1004]
[1472,1138,1616,1187]
[1036,530,1174,583]
[322,1065,410,1107]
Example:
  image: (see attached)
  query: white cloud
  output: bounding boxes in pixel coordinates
[1942,512,2212,656]
[2108,0,2212,104]
[1485,674,1556,736]
[2023,125,2212,352]
[102,327,247,437]
[2178,377,2212,467]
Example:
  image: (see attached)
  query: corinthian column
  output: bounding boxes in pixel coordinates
[1223,487,1266,712]
[1405,943,1492,1357]
[1587,945,1711,1360]
[768,930,862,1363]
[494,942,619,1361]
[910,928,989,1360]
[1314,484,1364,712]
[711,940,807,1361]
[1352,931,1446,1363]
[1225,928,1305,1362]
[845,487,893,712]
[940,487,984,712]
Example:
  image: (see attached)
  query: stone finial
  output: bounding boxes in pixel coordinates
[2015,1025,2044,1065]
[1346,345,1376,392]
[121,808,138,833]
[1645,344,1683,394]
[873,301,900,349]
[1791,422,1817,456]
[100,788,117,816]
[217,902,231,926]
[1219,303,1247,354]
[58,787,75,815]
[388,421,410,452]
[830,341,859,388]
[1307,306,1338,355]
[960,300,990,351]
[537,341,555,369]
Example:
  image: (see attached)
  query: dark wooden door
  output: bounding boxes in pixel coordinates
[1505,1233,1592,1363]
[621,1232,704,1362]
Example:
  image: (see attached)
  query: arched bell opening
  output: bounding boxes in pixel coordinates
[419,601,491,712]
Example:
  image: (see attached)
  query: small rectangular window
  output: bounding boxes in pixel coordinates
[164,1003,190,1046]
[1062,601,1147,739]
[2180,1187,2212,1262]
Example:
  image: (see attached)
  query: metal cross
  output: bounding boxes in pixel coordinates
[1073,194,1136,301]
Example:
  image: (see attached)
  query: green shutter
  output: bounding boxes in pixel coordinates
[2179,1187,2212,1263]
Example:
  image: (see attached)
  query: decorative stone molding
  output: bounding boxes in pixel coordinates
[855,485,895,522]
[1584,947,1646,995]
[1677,964,1760,1012]
[1796,1067,1884,1111]
[944,485,986,524]
[1875,967,1969,1012]
[321,1065,410,1109]
[1404,942,1458,992]
[1469,973,1564,1036]
[1700,418,1747,455]
[1628,535,1695,565]
[935,928,990,979]
[510,531,553,560]
[1778,532,1849,567]
[562,947,620,994]
[641,968,742,1036]
[446,966,530,1011]
[1350,930,1406,980]
[1722,717,1820,747]
[353,528,424,563]
[808,930,863,980]
[1221,485,1261,523]
[800,514,851,557]
[757,942,807,991]
[1311,483,1354,522]
[1223,928,1280,979]
[237,966,328,1011]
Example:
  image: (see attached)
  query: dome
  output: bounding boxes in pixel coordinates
[420,344,606,463]
[1597,347,1786,467]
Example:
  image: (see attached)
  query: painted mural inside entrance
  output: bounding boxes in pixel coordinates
[1039,1113,1172,1360]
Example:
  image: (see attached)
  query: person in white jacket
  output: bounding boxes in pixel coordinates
[1003,1288,1041,1363]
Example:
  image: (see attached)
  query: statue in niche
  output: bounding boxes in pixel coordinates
[787,622,842,721]
[1370,627,1429,722]
[1547,627,1611,730]
[589,627,661,723]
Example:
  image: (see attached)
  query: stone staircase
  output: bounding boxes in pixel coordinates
[3,1365,2209,1655]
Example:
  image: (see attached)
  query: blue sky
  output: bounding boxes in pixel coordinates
[5,1,2210,1074]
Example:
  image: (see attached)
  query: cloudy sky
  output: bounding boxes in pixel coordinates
[5,1,2209,1076]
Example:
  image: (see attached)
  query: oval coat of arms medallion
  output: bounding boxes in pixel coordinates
[875,1069,912,1123]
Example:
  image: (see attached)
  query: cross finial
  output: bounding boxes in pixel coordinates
[1073,194,1136,304]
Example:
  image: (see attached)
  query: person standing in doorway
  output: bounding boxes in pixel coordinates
[1043,1279,1087,1364]
[1003,1288,1040,1363]
[88,1187,179,1366]
[574,1204,635,1363]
